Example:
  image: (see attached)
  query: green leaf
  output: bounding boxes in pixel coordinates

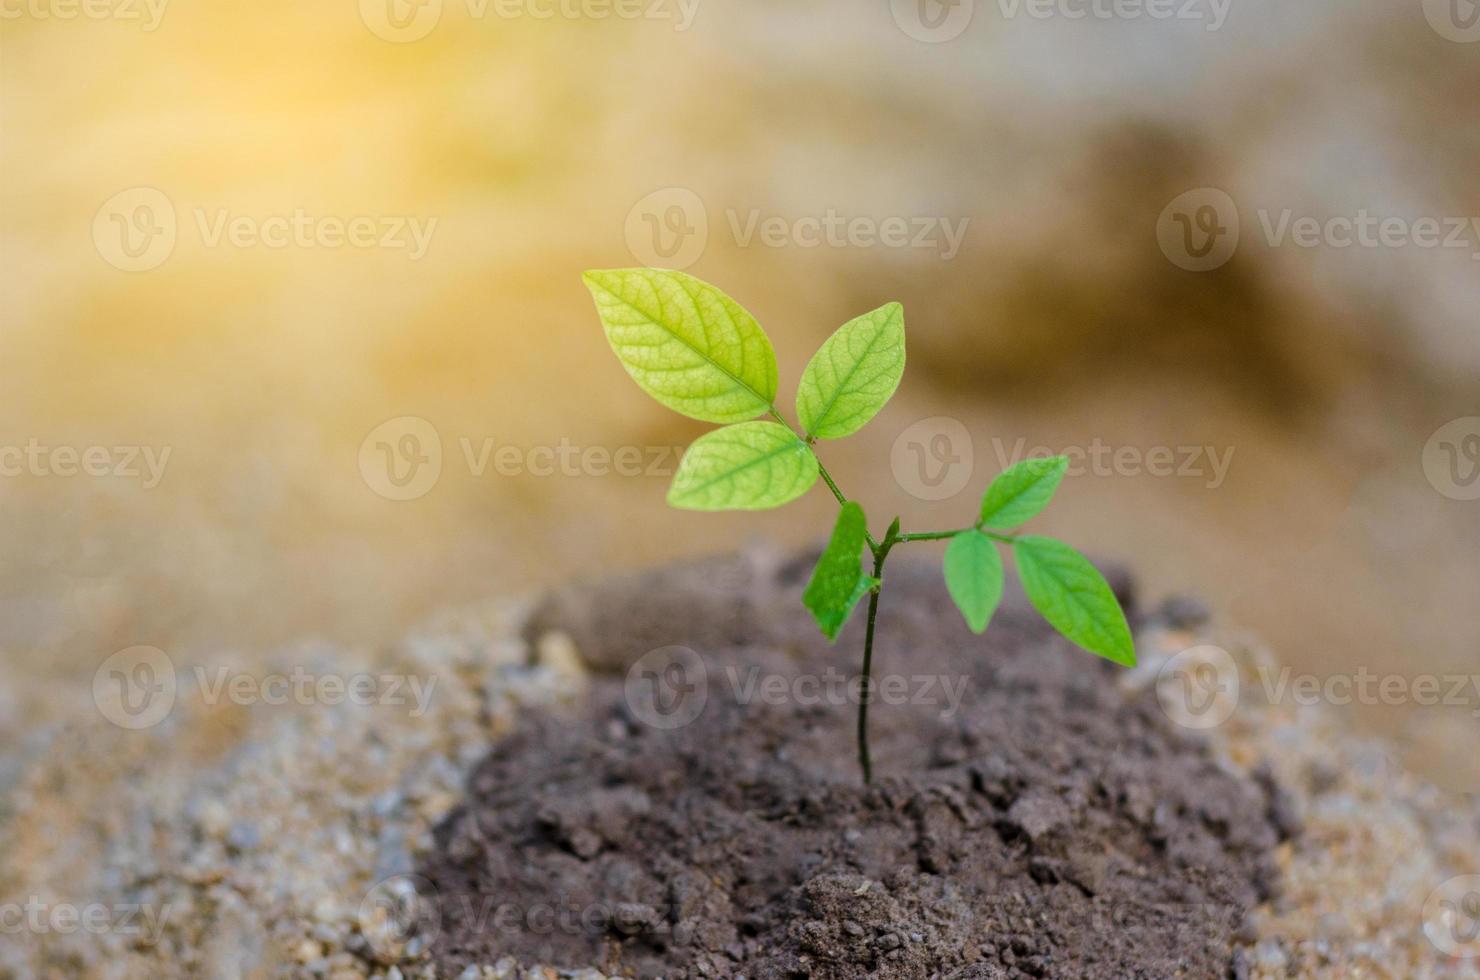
[1012,536,1135,667]
[803,502,876,640]
[667,421,818,511]
[583,268,779,424]
[796,302,906,440]
[979,455,1070,529]
[943,531,1004,634]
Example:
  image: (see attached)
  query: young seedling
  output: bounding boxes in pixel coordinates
[583,268,1135,784]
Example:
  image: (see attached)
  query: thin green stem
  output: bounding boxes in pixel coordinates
[815,463,850,508]
[894,529,964,542]
[768,407,880,551]
[897,526,1018,545]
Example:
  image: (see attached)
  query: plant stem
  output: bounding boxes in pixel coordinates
[770,408,880,550]
[857,532,891,785]
[897,527,1018,545]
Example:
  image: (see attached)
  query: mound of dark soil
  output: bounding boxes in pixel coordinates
[420,550,1287,979]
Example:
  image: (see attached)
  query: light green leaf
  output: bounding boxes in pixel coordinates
[667,421,817,511]
[803,502,876,640]
[583,268,778,424]
[796,302,906,440]
[943,531,1004,634]
[1012,536,1135,667]
[979,455,1070,529]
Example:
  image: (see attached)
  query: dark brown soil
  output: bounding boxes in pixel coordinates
[420,549,1289,979]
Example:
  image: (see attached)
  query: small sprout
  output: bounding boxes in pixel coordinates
[585,267,1136,784]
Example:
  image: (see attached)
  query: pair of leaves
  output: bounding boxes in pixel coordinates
[943,456,1134,666]
[802,502,879,640]
[946,532,1134,667]
[582,268,904,511]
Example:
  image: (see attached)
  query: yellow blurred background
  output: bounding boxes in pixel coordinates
[2,0,1477,786]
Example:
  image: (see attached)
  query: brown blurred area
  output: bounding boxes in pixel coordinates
[1,1,1477,786]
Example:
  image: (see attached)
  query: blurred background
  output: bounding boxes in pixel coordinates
[1,0,1477,788]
